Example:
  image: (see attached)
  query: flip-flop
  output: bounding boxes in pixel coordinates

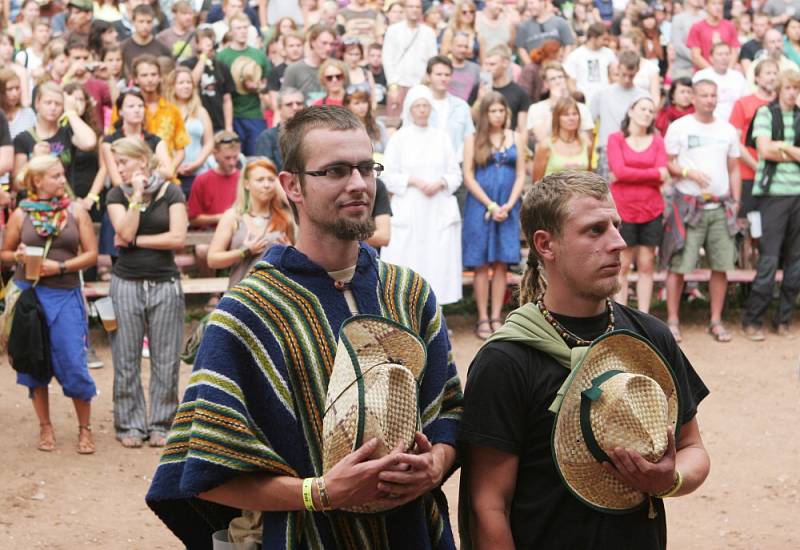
[667,321,682,343]
[490,318,504,333]
[38,423,55,452]
[120,436,143,448]
[708,321,732,343]
[149,434,167,448]
[77,425,95,455]
[475,319,492,340]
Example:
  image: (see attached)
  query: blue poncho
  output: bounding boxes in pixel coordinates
[146,243,463,549]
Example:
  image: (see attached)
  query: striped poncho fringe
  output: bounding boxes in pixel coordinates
[146,244,463,549]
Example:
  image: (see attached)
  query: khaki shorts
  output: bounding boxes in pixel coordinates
[669,207,736,273]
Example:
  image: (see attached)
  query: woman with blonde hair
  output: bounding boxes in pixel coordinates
[166,66,214,198]
[106,136,187,449]
[440,0,484,63]
[313,58,350,106]
[462,92,526,338]
[532,96,592,181]
[207,158,294,287]
[0,155,98,454]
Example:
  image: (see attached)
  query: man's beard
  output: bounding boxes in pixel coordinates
[324,216,376,241]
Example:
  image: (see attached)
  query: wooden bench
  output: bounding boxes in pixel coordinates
[83,277,230,298]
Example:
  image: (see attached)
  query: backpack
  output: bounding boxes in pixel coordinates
[743,100,800,193]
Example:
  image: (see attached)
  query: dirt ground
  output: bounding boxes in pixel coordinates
[1,313,798,549]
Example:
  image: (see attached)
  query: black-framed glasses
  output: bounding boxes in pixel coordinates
[296,161,384,180]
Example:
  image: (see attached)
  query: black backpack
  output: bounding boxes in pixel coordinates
[8,287,52,383]
[743,100,800,193]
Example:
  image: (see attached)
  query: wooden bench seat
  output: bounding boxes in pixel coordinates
[83,277,230,298]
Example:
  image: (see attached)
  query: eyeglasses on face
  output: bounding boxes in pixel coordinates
[462,9,475,14]
[296,161,384,180]
[325,73,344,82]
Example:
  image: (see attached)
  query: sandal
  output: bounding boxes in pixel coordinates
[38,423,55,452]
[475,319,492,340]
[667,321,682,343]
[708,321,732,343]
[77,425,95,455]
[120,436,143,448]
[490,318,504,333]
[149,433,167,448]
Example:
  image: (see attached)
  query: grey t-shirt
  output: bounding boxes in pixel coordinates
[670,11,704,79]
[762,0,800,19]
[281,60,324,103]
[590,84,647,147]
[514,15,574,52]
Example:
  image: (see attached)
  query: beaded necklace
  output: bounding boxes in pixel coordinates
[536,296,615,347]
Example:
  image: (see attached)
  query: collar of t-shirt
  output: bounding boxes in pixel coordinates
[328,264,358,315]
[551,309,611,346]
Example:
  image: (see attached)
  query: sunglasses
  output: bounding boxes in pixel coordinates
[325,73,344,82]
[462,9,475,13]
[296,161,384,180]
[120,85,142,94]
[216,136,241,145]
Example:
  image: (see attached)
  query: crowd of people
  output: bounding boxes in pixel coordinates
[0,0,795,517]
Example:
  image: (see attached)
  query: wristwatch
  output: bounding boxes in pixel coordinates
[59,261,67,276]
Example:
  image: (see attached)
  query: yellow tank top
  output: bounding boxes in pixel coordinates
[545,140,589,175]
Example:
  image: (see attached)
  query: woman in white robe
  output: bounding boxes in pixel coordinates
[381,85,463,304]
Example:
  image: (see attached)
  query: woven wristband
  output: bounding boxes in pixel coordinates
[315,477,331,511]
[302,478,317,512]
[656,470,683,498]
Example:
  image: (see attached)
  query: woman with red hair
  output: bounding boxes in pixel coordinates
[207,158,294,287]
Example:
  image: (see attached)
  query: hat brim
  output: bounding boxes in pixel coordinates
[551,330,681,513]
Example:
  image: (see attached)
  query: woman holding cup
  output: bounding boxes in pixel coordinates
[106,137,187,449]
[206,158,294,288]
[0,155,99,454]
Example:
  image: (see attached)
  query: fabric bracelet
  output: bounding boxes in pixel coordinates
[315,477,331,511]
[681,168,688,179]
[655,470,683,498]
[302,477,316,512]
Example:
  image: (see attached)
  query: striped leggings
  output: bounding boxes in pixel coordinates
[110,276,185,440]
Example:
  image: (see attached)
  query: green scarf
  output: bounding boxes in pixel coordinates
[487,303,589,413]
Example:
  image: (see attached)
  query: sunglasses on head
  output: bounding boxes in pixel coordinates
[325,73,344,82]
[216,136,241,145]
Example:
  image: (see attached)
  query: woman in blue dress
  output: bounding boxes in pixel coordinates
[462,92,526,339]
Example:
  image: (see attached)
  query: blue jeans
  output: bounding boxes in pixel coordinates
[234,117,267,156]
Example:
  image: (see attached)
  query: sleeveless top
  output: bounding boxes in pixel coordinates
[15,208,81,289]
[227,214,286,288]
[183,116,204,173]
[545,140,590,175]
[476,16,512,52]
[347,67,372,95]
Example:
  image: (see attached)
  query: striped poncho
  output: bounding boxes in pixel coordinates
[146,243,463,549]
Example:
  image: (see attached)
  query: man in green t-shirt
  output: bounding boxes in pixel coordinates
[742,69,800,340]
[217,13,269,155]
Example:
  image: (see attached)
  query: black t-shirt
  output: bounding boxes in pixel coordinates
[70,148,103,221]
[181,57,235,132]
[739,39,763,62]
[494,81,531,130]
[267,62,287,92]
[107,183,186,281]
[372,178,392,218]
[0,111,11,146]
[458,303,709,550]
[104,128,162,152]
[14,125,76,168]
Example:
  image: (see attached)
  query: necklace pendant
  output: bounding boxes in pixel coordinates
[252,216,266,228]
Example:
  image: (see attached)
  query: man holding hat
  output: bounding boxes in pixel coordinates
[458,171,710,548]
[146,106,462,549]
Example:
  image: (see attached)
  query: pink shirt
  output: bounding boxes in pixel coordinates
[607,132,668,224]
[686,19,740,65]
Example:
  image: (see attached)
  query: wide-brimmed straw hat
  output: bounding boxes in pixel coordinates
[552,330,681,513]
[322,315,426,513]
[230,56,263,96]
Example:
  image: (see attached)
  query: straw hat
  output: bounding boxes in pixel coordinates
[230,56,263,96]
[552,330,681,513]
[322,315,426,513]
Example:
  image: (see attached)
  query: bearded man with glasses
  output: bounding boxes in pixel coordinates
[147,105,463,549]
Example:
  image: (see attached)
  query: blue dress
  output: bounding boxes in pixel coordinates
[462,144,521,268]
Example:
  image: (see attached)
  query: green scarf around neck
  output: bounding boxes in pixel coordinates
[487,302,589,413]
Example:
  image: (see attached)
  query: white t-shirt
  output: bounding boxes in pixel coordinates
[563,46,617,107]
[664,115,741,199]
[692,68,750,123]
[526,99,594,135]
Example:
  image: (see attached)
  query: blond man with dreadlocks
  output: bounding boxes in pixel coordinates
[457,171,711,549]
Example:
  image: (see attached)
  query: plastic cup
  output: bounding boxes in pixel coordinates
[747,211,762,239]
[24,246,44,280]
[94,297,118,332]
